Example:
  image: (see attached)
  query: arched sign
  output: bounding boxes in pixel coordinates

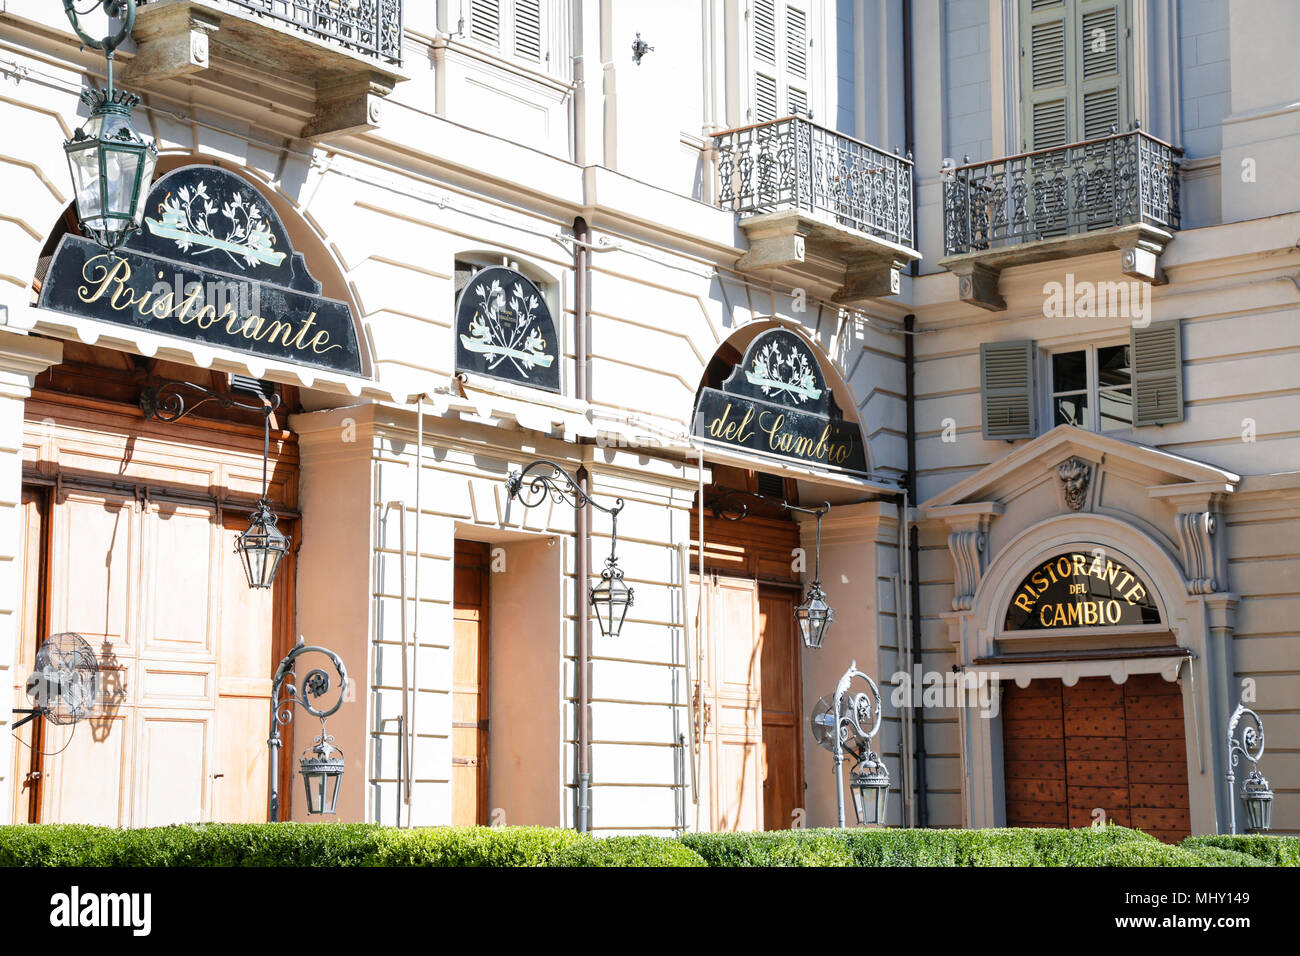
[692,328,867,473]
[1005,550,1162,630]
[454,266,560,392]
[38,165,363,375]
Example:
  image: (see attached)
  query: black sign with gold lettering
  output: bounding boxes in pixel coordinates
[1005,551,1161,630]
[38,165,363,376]
[692,328,867,473]
[454,266,559,392]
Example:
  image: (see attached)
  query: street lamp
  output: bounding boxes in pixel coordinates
[269,638,349,820]
[1226,699,1272,834]
[60,1,157,251]
[810,661,888,827]
[505,459,634,638]
[141,381,289,589]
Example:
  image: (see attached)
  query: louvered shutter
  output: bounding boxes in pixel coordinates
[981,341,1037,440]
[1131,320,1183,426]
[1020,0,1069,149]
[748,0,811,122]
[513,0,542,61]
[1077,0,1127,139]
[470,0,501,46]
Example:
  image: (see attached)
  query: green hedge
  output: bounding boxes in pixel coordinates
[1181,834,1300,867]
[1,823,1294,867]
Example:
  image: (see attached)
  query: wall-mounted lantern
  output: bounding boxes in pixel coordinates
[141,381,289,590]
[810,661,887,827]
[60,0,157,251]
[505,460,633,637]
[1227,699,1272,834]
[268,638,349,819]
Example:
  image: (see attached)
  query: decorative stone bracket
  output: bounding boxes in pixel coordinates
[735,210,921,304]
[929,502,1004,612]
[940,222,1174,313]
[1175,509,1221,594]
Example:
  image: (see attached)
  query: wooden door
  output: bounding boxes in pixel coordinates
[9,488,48,823]
[758,587,802,829]
[696,573,763,831]
[452,540,490,826]
[1002,675,1190,842]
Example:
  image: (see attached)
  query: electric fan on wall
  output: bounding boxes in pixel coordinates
[13,632,100,734]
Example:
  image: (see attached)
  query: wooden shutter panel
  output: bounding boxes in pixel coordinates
[470,0,501,46]
[1131,320,1183,426]
[1021,0,1070,149]
[749,0,811,122]
[1077,1,1128,139]
[754,72,778,122]
[513,0,542,61]
[785,5,807,79]
[981,340,1037,440]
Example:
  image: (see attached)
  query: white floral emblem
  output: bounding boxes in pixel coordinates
[744,340,822,404]
[459,278,554,375]
[145,180,285,268]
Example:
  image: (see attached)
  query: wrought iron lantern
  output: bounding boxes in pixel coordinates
[61,1,157,251]
[505,459,634,638]
[810,661,888,828]
[269,638,349,819]
[141,380,288,589]
[1227,700,1272,834]
[789,502,833,648]
[300,733,346,816]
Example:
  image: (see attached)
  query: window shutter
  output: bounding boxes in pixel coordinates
[1020,0,1069,149]
[753,0,778,66]
[513,0,542,61]
[1076,1,1128,139]
[754,73,778,122]
[470,0,501,46]
[981,341,1037,440]
[748,0,811,121]
[1131,320,1183,426]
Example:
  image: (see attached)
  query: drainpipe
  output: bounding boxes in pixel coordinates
[905,312,928,827]
[574,216,592,832]
[902,0,918,278]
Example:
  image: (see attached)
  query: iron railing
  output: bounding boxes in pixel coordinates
[713,116,915,249]
[943,128,1180,256]
[142,0,404,66]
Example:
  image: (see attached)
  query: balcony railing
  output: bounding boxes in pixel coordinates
[143,0,404,66]
[713,116,915,249]
[943,129,1180,257]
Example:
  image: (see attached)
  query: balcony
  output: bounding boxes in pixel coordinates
[127,0,406,139]
[940,129,1181,311]
[712,117,921,302]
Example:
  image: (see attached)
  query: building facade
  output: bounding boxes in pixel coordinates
[0,0,1294,839]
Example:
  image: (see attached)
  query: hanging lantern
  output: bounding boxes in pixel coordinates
[849,754,889,826]
[299,734,345,816]
[590,556,634,638]
[794,581,834,649]
[64,88,157,251]
[1240,770,1273,833]
[236,500,290,590]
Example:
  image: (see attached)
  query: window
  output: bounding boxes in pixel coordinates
[465,0,546,66]
[748,0,812,122]
[1048,343,1133,432]
[1019,0,1131,149]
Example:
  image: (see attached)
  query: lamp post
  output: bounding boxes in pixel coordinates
[505,459,633,638]
[705,489,835,649]
[810,661,888,828]
[268,638,349,820]
[140,380,290,589]
[60,1,158,251]
[1226,699,1272,834]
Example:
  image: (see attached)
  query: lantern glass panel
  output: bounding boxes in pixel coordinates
[794,590,834,649]
[236,509,289,590]
[590,568,633,638]
[850,769,888,826]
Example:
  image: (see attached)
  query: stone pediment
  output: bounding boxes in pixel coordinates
[921,426,1240,610]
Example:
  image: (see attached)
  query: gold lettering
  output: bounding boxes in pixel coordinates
[1072,553,1087,577]
[1014,592,1033,613]
[76,254,131,305]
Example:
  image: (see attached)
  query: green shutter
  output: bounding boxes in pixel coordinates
[981,341,1037,440]
[1018,0,1132,149]
[1131,320,1183,426]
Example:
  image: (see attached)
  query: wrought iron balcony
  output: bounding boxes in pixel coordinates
[940,128,1181,310]
[712,116,919,301]
[140,0,403,65]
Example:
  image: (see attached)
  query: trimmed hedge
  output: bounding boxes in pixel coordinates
[0,823,1294,867]
[1181,834,1300,867]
